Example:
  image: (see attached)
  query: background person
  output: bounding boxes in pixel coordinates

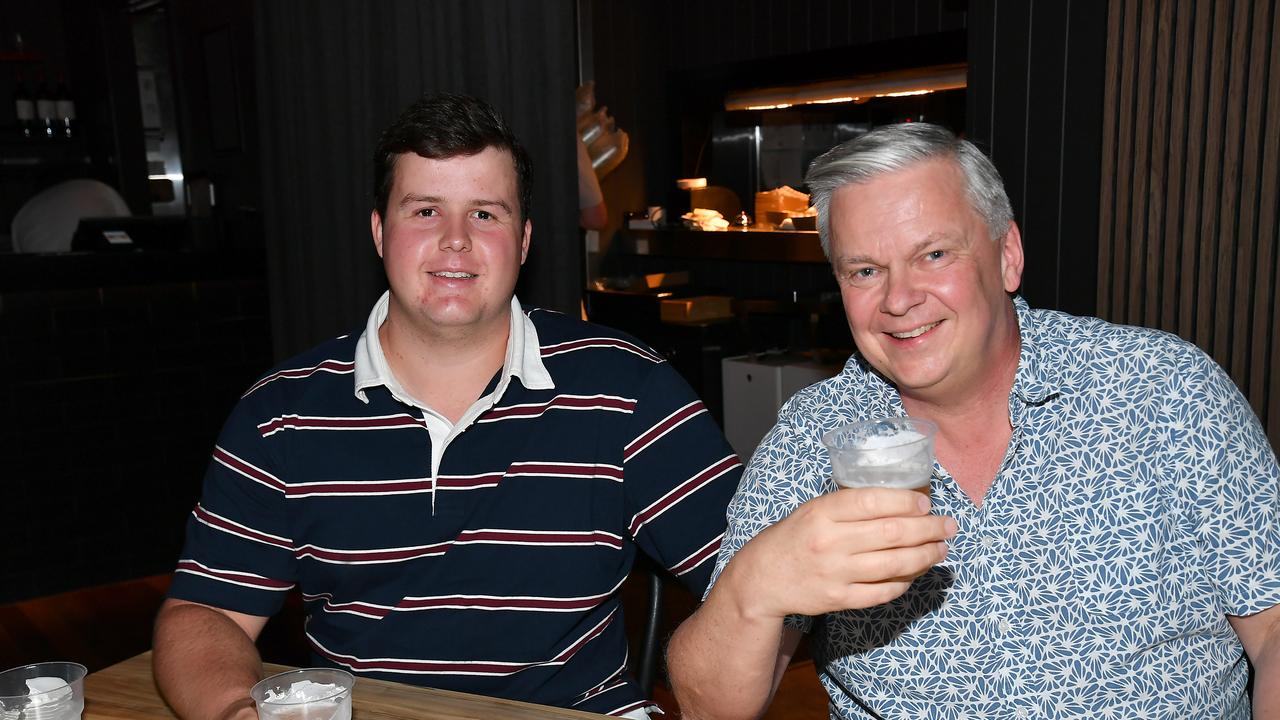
[667,122,1280,720]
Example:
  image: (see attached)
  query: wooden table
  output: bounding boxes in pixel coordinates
[84,652,610,719]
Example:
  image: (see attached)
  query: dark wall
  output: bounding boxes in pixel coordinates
[0,254,271,603]
[255,0,580,359]
[967,0,1109,316]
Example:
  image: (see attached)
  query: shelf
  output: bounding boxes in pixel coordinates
[615,227,828,264]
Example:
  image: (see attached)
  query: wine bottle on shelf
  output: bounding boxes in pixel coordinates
[35,72,56,140]
[55,74,75,139]
[13,69,35,140]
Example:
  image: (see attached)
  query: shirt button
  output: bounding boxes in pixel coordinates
[981,536,996,549]
[1015,709,1029,719]
[998,619,1012,633]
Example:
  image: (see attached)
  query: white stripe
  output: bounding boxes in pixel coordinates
[308,636,567,677]
[212,446,283,494]
[629,455,738,534]
[301,592,394,619]
[294,543,450,565]
[670,532,724,577]
[624,400,705,460]
[193,505,293,547]
[287,477,434,498]
[243,361,354,398]
[543,341,663,363]
[175,560,294,592]
[258,413,422,437]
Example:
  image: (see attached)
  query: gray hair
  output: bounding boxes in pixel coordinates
[805,123,1013,257]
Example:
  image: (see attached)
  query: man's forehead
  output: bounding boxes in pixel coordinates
[391,147,518,188]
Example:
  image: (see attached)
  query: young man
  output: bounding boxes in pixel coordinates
[153,93,747,719]
[667,123,1280,719]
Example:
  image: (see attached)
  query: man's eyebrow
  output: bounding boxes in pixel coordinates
[833,232,957,266]
[398,193,441,207]
[472,198,514,214]
[397,194,513,215]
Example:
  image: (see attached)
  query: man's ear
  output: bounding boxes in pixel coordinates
[520,219,532,265]
[371,210,385,258]
[999,221,1025,293]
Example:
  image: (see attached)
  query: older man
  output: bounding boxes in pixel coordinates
[153,93,747,720]
[667,123,1280,719]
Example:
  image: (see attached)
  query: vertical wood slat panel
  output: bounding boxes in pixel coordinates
[1111,0,1139,319]
[1214,0,1250,365]
[1100,0,1280,437]
[1178,0,1212,341]
[1097,0,1123,318]
[1263,2,1280,446]
[1231,0,1271,385]
[1195,0,1230,351]
[1143,1,1174,330]
[1126,0,1157,327]
[1159,0,1193,331]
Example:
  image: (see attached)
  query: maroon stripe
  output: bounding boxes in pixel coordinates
[323,601,391,618]
[629,455,741,535]
[318,653,523,674]
[192,505,292,549]
[285,479,433,497]
[486,395,635,420]
[258,414,421,436]
[212,447,285,491]
[243,360,354,396]
[624,401,705,460]
[397,596,602,611]
[176,560,292,589]
[551,608,615,662]
[670,536,723,576]
[541,337,663,362]
[437,474,504,489]
[455,530,622,547]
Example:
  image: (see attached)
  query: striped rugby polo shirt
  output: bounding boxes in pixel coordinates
[169,294,742,717]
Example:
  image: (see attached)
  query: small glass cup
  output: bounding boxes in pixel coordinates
[0,661,87,720]
[822,417,938,497]
[250,668,354,720]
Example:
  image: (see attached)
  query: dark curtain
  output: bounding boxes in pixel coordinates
[255,0,580,359]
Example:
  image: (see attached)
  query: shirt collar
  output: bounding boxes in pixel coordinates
[1009,295,1062,407]
[352,291,554,405]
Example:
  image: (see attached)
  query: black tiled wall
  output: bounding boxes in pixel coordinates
[0,255,271,603]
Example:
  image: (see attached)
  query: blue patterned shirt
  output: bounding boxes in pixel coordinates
[709,297,1280,719]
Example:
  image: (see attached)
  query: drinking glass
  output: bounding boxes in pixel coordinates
[822,416,938,496]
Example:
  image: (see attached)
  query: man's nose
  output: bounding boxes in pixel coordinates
[439,216,471,252]
[879,268,923,315]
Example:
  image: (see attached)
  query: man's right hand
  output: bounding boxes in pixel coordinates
[666,487,954,720]
[725,486,955,622]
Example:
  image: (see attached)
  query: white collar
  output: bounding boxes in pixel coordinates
[352,291,554,406]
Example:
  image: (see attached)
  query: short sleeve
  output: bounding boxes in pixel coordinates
[1163,345,1280,616]
[621,360,742,598]
[166,394,299,617]
[705,391,832,632]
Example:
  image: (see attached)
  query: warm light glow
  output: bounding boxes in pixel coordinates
[724,63,966,112]
[148,173,184,182]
